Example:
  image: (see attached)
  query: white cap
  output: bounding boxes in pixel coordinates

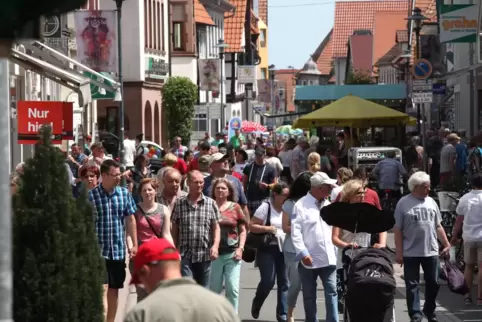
[310,172,337,187]
[209,153,229,165]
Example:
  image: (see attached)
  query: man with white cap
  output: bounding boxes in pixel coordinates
[125,238,239,322]
[291,172,339,322]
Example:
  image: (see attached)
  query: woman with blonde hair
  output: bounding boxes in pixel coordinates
[307,152,321,174]
[332,179,372,312]
[330,167,353,201]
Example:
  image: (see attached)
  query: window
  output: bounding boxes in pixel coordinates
[173,22,184,50]
[156,1,160,50]
[148,0,153,48]
[144,0,149,48]
[260,29,266,47]
[172,5,185,51]
[161,2,165,51]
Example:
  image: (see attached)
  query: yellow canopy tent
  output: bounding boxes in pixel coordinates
[293,95,416,128]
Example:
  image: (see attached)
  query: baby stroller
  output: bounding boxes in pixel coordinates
[320,202,397,322]
[342,247,396,322]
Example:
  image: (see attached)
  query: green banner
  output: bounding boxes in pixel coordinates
[84,72,116,100]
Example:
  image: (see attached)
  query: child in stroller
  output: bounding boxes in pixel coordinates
[341,247,397,322]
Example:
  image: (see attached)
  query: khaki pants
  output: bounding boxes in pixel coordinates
[464,241,482,264]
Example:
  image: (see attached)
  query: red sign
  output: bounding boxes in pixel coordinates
[62,102,74,140]
[17,101,63,144]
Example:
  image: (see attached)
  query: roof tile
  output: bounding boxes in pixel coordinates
[225,0,247,52]
[194,0,215,25]
[312,30,333,75]
[396,30,408,43]
[258,0,268,25]
[332,0,409,57]
[349,34,373,73]
[375,43,401,66]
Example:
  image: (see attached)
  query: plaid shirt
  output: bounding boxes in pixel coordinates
[171,194,221,263]
[89,185,137,260]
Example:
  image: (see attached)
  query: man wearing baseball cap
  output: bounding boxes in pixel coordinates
[125,238,239,322]
[291,172,339,322]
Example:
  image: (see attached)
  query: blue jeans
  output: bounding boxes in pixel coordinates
[284,251,302,308]
[298,264,338,322]
[254,245,289,320]
[181,258,211,288]
[209,252,242,312]
[403,256,440,320]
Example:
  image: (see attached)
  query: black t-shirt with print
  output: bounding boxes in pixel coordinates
[243,162,276,201]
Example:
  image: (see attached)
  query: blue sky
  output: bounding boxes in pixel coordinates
[268,0,335,70]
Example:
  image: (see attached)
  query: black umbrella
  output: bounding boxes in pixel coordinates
[320,202,394,234]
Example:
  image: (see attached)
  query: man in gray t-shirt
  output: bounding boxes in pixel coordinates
[394,171,450,322]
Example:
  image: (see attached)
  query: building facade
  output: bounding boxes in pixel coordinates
[99,0,170,145]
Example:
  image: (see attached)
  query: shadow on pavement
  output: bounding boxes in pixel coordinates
[397,285,482,321]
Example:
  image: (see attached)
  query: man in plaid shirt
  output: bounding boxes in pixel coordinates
[89,159,138,322]
[171,170,221,287]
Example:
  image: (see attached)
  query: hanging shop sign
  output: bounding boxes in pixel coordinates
[145,57,168,79]
[17,101,64,144]
[439,4,479,43]
[62,102,74,140]
[84,72,116,100]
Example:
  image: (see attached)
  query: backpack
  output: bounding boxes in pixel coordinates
[345,249,396,321]
[469,148,482,173]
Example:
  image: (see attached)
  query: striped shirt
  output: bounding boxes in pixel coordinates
[89,185,137,260]
[171,194,221,263]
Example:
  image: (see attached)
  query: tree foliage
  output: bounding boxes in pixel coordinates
[13,127,104,322]
[345,69,373,85]
[162,76,198,145]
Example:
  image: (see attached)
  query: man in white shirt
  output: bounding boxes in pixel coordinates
[452,173,482,305]
[291,172,338,322]
[123,131,136,170]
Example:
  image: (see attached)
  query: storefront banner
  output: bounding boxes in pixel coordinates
[74,10,118,72]
[227,117,242,140]
[198,59,220,91]
[62,102,74,140]
[440,4,479,43]
[17,101,64,144]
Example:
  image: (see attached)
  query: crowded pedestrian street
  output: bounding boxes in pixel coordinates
[111,233,481,322]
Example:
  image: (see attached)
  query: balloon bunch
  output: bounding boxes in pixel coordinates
[146,146,162,159]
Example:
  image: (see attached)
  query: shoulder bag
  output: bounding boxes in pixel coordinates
[245,202,275,249]
[138,204,162,238]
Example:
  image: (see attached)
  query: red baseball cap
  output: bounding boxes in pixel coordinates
[130,238,181,284]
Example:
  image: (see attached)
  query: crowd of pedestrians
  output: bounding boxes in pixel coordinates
[10,128,480,322]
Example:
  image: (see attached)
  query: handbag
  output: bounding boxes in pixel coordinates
[442,259,469,295]
[138,204,162,238]
[245,202,275,249]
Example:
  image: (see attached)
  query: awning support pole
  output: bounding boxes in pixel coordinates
[0,40,13,322]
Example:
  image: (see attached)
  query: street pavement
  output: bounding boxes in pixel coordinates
[115,233,481,322]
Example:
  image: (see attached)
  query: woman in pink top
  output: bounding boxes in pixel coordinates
[131,178,173,301]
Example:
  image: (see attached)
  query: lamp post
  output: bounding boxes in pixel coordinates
[268,64,276,122]
[115,0,126,185]
[407,7,427,135]
[407,7,428,171]
[214,39,229,130]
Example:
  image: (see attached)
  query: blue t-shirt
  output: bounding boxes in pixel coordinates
[455,143,467,172]
[203,174,248,206]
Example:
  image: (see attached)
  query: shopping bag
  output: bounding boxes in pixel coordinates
[442,260,469,295]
